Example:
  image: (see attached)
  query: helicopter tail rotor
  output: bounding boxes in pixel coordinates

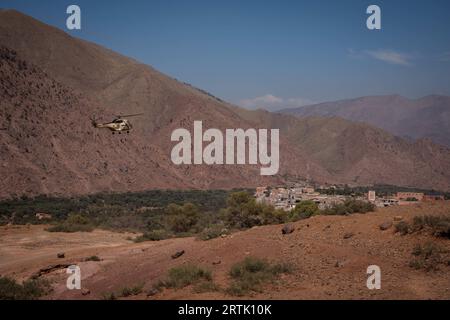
[90,115,99,128]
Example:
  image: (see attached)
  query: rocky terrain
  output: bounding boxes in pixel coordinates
[0,201,449,300]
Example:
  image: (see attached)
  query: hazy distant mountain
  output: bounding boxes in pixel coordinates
[279,95,450,147]
[1,10,449,198]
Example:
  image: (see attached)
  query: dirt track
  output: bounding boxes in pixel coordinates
[1,202,449,300]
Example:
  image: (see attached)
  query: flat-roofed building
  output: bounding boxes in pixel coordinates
[423,194,445,201]
[396,192,424,201]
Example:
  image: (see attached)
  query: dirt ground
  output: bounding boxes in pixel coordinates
[0,202,449,300]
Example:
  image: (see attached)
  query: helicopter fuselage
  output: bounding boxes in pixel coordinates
[94,119,132,133]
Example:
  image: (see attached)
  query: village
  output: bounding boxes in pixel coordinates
[254,184,446,211]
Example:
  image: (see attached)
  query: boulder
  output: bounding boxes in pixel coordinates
[57,252,65,259]
[379,221,393,231]
[343,232,354,239]
[171,250,185,259]
[282,224,295,235]
[334,260,345,268]
[147,288,159,297]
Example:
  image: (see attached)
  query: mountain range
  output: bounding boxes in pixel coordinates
[0,9,449,198]
[279,95,450,147]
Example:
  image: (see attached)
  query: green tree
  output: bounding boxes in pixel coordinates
[166,203,199,233]
[290,200,319,221]
[222,192,288,228]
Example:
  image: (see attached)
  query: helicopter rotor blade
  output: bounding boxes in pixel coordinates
[116,113,144,118]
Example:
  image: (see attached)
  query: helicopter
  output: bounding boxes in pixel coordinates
[91,113,144,134]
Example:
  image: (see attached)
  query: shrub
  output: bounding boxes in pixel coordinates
[409,242,446,272]
[101,292,117,300]
[395,221,410,235]
[197,224,228,241]
[166,203,200,233]
[160,265,212,289]
[226,257,292,296]
[222,192,289,229]
[321,203,349,215]
[344,199,375,213]
[260,206,289,225]
[321,200,375,216]
[134,229,171,242]
[290,200,319,221]
[0,277,51,300]
[193,281,220,293]
[84,255,101,262]
[119,284,144,297]
[397,215,450,238]
[412,215,450,239]
[46,213,94,233]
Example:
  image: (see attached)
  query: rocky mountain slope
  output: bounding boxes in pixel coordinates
[0,10,450,198]
[279,95,450,147]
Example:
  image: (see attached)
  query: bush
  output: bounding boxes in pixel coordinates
[260,206,289,225]
[321,200,375,216]
[101,284,144,300]
[46,213,94,233]
[166,203,200,233]
[395,221,410,235]
[396,215,450,239]
[227,257,292,296]
[412,215,450,239]
[222,192,288,229]
[0,277,51,300]
[134,229,171,242]
[290,200,319,221]
[119,284,144,297]
[409,242,446,272]
[197,224,228,241]
[160,265,212,289]
[192,281,220,293]
[344,199,375,213]
[101,292,117,300]
[84,255,101,262]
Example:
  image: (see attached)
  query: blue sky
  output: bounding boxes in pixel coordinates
[2,0,450,110]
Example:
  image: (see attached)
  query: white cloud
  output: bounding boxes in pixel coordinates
[238,94,313,111]
[365,49,413,66]
[347,48,364,60]
[239,94,283,109]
